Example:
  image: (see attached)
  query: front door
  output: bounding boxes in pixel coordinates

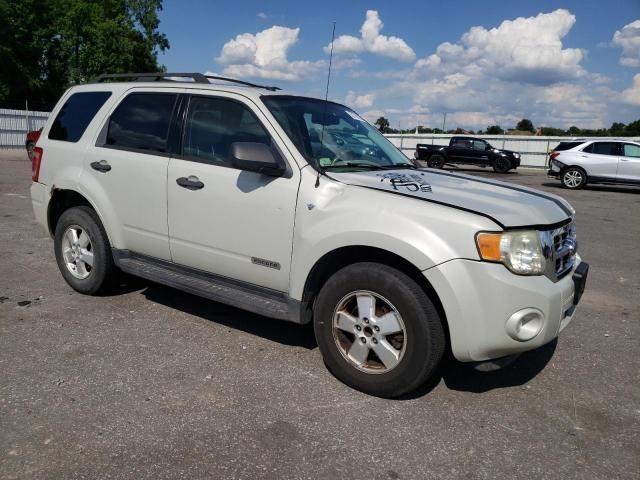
[618,143,640,182]
[581,142,621,180]
[167,93,299,292]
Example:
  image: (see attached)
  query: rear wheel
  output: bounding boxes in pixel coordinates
[54,206,116,294]
[427,154,445,169]
[561,167,587,189]
[492,156,511,173]
[313,262,445,398]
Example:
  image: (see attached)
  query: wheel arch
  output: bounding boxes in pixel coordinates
[47,188,114,246]
[298,245,450,343]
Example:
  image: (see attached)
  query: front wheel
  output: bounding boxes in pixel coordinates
[492,156,512,173]
[561,167,587,189]
[313,262,445,398]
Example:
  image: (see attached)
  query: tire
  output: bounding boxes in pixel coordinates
[313,262,445,398]
[427,154,445,169]
[54,206,116,294]
[492,156,511,173]
[26,141,35,161]
[560,167,587,189]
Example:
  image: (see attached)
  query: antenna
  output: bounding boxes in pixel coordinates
[316,21,336,188]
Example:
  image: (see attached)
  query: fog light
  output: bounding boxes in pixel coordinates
[505,308,544,341]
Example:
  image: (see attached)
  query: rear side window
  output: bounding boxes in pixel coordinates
[106,93,177,153]
[585,142,620,156]
[48,92,111,142]
[181,96,271,165]
[554,141,583,151]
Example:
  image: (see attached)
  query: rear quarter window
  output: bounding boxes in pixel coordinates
[554,141,583,151]
[48,92,112,142]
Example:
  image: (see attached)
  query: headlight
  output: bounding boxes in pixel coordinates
[514,153,520,159]
[476,230,545,275]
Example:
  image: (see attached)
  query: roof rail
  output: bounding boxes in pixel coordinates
[91,72,281,91]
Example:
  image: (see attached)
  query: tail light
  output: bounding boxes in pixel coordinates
[550,151,560,161]
[31,146,43,182]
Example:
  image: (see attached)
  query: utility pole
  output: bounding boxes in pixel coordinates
[442,112,447,132]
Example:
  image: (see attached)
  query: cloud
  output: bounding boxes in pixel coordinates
[325,10,415,62]
[414,9,585,85]
[257,12,269,20]
[216,26,324,80]
[621,74,640,106]
[612,20,640,67]
[344,90,376,109]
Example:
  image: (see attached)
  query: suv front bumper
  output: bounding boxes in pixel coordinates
[424,257,587,362]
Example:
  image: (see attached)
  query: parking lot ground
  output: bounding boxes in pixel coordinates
[1,149,639,480]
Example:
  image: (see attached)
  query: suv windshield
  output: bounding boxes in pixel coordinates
[262,96,414,171]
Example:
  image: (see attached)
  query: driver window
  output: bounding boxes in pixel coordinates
[182,96,271,165]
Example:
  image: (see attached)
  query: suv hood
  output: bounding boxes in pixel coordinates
[328,168,573,229]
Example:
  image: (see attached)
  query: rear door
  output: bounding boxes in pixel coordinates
[166,92,299,292]
[84,88,180,260]
[580,142,620,179]
[448,138,471,160]
[617,143,640,182]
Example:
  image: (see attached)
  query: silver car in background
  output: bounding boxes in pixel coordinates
[548,139,640,189]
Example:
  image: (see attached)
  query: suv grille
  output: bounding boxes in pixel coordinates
[542,222,577,281]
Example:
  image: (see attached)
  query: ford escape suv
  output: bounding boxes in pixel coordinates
[30,73,589,397]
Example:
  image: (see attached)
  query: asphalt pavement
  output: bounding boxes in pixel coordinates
[1,150,639,479]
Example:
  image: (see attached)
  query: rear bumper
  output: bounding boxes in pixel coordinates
[424,257,586,362]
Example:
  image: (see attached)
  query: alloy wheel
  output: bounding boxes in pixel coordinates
[332,290,406,374]
[61,225,94,279]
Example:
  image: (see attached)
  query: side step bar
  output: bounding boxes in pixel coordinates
[113,250,304,323]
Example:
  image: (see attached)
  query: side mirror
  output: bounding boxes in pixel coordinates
[485,143,492,150]
[230,142,285,177]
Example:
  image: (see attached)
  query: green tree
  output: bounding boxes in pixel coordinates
[610,122,626,136]
[486,125,504,134]
[375,116,390,133]
[540,127,564,136]
[516,118,534,132]
[0,0,169,108]
[567,126,581,136]
[623,120,640,137]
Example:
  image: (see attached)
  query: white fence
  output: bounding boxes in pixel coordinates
[0,108,49,148]
[386,134,640,168]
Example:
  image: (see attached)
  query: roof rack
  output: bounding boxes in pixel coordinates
[91,72,281,91]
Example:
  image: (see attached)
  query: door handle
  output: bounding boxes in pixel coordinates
[176,176,205,190]
[620,158,629,162]
[580,155,588,158]
[90,160,111,172]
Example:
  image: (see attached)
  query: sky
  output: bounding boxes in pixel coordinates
[158,0,640,131]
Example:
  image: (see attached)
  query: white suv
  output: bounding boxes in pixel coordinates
[30,73,589,397]
[548,139,640,189]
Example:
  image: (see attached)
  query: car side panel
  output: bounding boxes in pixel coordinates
[561,150,618,178]
[288,168,496,301]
